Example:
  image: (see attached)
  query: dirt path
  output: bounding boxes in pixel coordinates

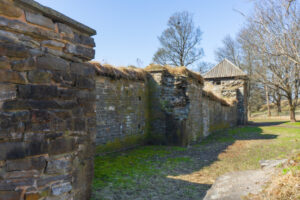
[204,160,286,200]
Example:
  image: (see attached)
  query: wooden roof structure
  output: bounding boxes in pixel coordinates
[204,59,247,79]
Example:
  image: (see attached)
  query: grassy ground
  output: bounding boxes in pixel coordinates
[92,122,300,200]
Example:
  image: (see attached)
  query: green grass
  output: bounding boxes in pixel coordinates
[92,123,300,199]
[283,121,300,126]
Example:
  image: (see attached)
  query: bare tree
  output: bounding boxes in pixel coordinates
[198,61,214,74]
[153,11,203,67]
[215,35,241,67]
[239,0,300,122]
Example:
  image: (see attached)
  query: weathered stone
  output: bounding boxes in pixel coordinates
[0,190,22,200]
[70,62,95,77]
[0,56,10,69]
[37,174,71,187]
[57,23,74,36]
[27,69,52,84]
[41,40,65,48]
[0,70,26,84]
[2,99,60,111]
[25,193,41,200]
[74,32,95,47]
[18,85,58,99]
[25,11,55,29]
[0,84,17,102]
[0,42,30,58]
[11,57,35,71]
[0,16,59,41]
[65,43,95,60]
[46,159,71,174]
[0,0,23,18]
[36,55,69,71]
[48,137,76,155]
[74,118,86,131]
[52,71,75,87]
[6,156,47,171]
[75,75,95,89]
[51,182,72,196]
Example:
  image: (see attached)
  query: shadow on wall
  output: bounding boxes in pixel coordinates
[92,125,278,200]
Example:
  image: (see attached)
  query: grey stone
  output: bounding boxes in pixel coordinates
[65,43,95,60]
[51,182,72,196]
[42,40,65,48]
[25,11,55,29]
[36,55,69,71]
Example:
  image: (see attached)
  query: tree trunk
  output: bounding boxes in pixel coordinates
[287,97,296,122]
[276,101,281,115]
[265,85,271,117]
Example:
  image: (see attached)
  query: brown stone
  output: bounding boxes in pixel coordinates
[27,69,52,84]
[70,62,95,77]
[25,193,41,200]
[0,69,26,84]
[0,190,22,200]
[0,84,17,102]
[25,11,55,30]
[0,56,11,69]
[0,0,23,18]
[11,57,35,71]
[0,42,29,58]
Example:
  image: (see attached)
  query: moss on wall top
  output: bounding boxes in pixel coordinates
[202,89,236,107]
[91,62,147,81]
[145,64,204,85]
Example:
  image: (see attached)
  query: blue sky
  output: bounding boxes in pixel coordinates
[36,0,254,68]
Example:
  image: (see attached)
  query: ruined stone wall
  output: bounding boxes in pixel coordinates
[146,68,237,146]
[0,0,96,199]
[205,78,248,125]
[95,76,148,154]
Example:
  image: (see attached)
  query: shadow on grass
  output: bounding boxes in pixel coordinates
[92,126,278,200]
[248,120,288,127]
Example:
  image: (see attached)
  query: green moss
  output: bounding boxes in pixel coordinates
[209,122,230,133]
[96,134,146,155]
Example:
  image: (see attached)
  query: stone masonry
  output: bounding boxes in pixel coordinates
[0,1,247,199]
[0,0,96,199]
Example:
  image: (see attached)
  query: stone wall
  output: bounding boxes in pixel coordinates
[0,0,96,199]
[146,67,237,146]
[95,75,148,154]
[205,78,248,125]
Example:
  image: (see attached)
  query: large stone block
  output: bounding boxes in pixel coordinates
[0,84,16,102]
[11,57,35,71]
[6,156,47,172]
[0,42,30,58]
[25,11,55,30]
[36,55,69,71]
[27,69,52,84]
[18,85,58,100]
[0,69,26,84]
[65,44,95,60]
[0,56,10,70]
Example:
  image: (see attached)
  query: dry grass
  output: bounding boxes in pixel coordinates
[91,62,147,81]
[145,64,204,85]
[202,89,235,106]
[245,152,300,200]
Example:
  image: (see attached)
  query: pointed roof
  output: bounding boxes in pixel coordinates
[204,59,247,79]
